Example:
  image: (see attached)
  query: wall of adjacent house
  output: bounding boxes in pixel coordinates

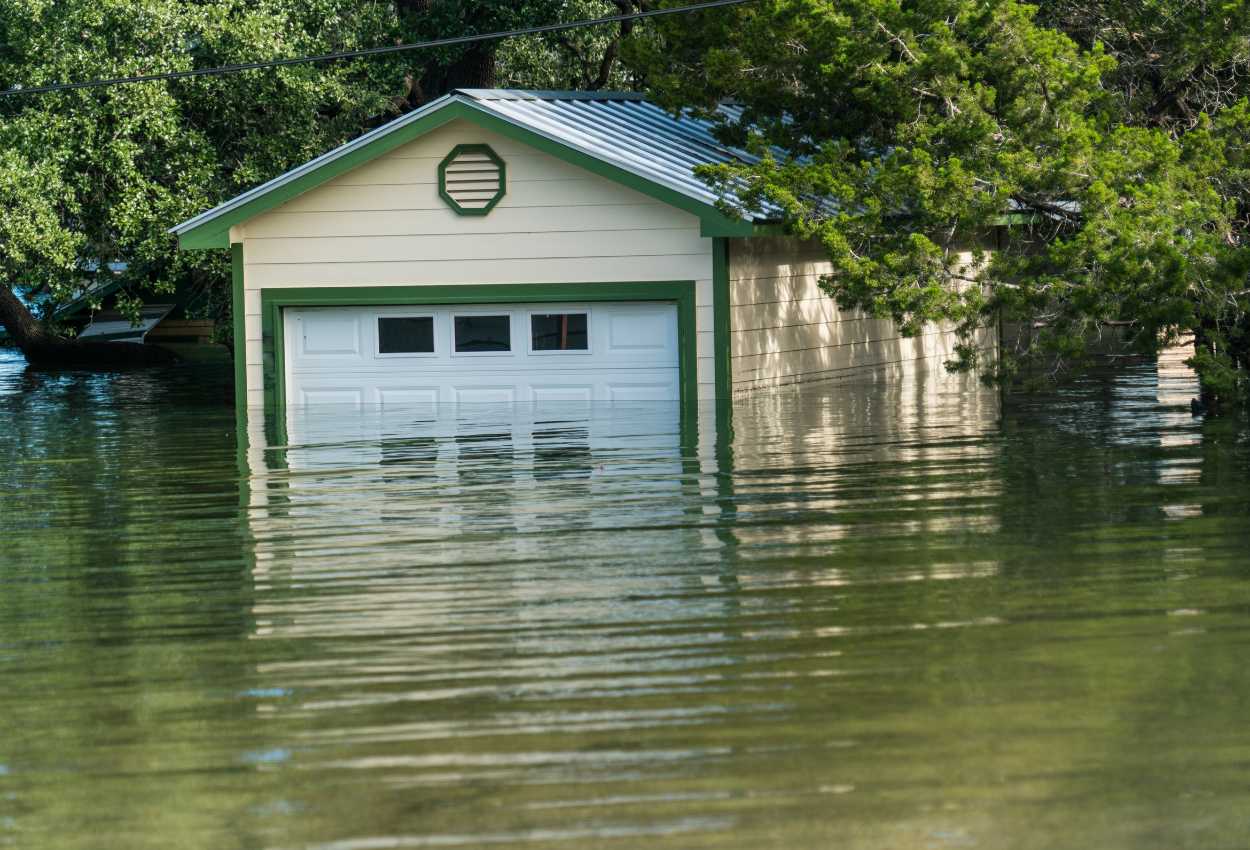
[727,236,998,394]
[233,118,716,409]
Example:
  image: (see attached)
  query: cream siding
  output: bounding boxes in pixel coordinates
[728,236,997,393]
[238,119,715,408]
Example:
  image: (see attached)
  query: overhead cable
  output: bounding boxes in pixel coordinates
[0,0,754,97]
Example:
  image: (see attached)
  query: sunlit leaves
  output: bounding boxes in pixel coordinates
[637,0,1250,402]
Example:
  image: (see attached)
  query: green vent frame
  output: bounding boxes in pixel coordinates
[438,143,506,216]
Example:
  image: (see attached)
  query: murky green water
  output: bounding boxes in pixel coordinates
[2,346,1249,850]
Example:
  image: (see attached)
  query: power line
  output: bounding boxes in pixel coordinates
[1,0,754,98]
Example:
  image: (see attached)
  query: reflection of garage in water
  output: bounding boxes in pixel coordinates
[268,403,688,547]
[173,88,992,428]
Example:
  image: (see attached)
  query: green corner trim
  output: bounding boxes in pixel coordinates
[438,143,506,216]
[231,243,246,414]
[712,238,731,405]
[259,281,699,425]
[178,99,753,249]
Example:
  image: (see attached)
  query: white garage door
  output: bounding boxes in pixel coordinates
[283,301,679,407]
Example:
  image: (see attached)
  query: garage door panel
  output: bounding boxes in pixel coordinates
[607,380,680,402]
[455,386,517,404]
[530,385,595,404]
[377,387,440,406]
[298,312,363,358]
[285,302,679,407]
[604,308,675,357]
[299,387,365,407]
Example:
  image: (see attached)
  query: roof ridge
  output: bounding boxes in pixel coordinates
[455,88,649,102]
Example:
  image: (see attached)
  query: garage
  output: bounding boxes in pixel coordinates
[172,89,995,448]
[172,88,765,425]
[285,301,679,407]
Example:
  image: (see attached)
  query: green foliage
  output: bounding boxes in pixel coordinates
[385,0,647,102]
[0,0,398,325]
[498,0,648,90]
[0,0,642,335]
[9,0,1242,404]
[633,0,1250,403]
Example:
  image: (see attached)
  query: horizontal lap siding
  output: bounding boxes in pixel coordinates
[728,236,995,393]
[239,120,715,408]
[244,230,706,265]
[242,205,689,239]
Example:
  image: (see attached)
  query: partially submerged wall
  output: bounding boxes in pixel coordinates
[727,236,997,393]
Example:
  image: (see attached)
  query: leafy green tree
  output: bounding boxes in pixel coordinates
[0,0,398,362]
[0,0,645,362]
[498,0,650,91]
[1036,0,1250,131]
[632,0,1250,406]
[0,0,643,364]
[385,1,650,105]
[1037,0,1250,401]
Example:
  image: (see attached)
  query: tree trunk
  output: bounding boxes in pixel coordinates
[0,284,53,348]
[394,0,498,107]
[0,285,177,368]
[444,41,496,90]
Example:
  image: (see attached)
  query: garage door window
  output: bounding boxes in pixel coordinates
[454,314,511,353]
[377,316,435,355]
[531,313,588,352]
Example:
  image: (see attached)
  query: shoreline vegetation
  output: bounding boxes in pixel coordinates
[0,0,1246,405]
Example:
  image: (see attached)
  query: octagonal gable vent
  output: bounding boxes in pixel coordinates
[438,144,506,216]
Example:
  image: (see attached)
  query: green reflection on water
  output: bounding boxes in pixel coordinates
[1,347,1248,850]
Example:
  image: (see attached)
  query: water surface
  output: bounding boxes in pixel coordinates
[1,346,1248,850]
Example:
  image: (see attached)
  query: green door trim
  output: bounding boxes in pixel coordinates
[231,243,246,414]
[260,281,699,424]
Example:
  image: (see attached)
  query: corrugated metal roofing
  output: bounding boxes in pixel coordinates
[171,89,773,237]
[458,89,763,211]
[78,305,174,343]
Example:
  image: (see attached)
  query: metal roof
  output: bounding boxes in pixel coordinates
[457,89,763,210]
[171,89,772,239]
[77,305,174,343]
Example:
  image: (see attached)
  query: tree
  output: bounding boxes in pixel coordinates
[497,1,651,91]
[0,0,648,366]
[1037,0,1250,402]
[387,0,649,108]
[0,0,399,364]
[1036,0,1250,132]
[629,0,1250,407]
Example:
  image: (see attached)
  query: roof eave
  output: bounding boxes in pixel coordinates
[173,93,758,250]
[171,93,462,248]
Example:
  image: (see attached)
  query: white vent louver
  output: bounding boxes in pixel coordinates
[438,144,506,215]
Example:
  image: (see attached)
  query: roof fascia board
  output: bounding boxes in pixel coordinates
[177,98,461,249]
[173,94,459,241]
[177,96,753,250]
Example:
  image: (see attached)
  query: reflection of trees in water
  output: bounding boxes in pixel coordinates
[994,360,1249,562]
[0,359,266,850]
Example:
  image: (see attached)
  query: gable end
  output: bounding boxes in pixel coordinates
[174,97,756,249]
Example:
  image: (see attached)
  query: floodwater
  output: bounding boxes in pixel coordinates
[1,345,1249,850]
